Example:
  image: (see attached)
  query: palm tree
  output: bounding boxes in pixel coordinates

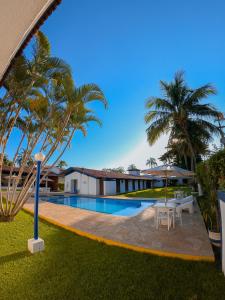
[16,149,34,167]
[145,71,221,171]
[146,157,157,168]
[57,160,68,169]
[3,154,12,166]
[0,32,107,221]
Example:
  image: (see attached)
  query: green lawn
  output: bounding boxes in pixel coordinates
[121,186,191,198]
[0,211,225,299]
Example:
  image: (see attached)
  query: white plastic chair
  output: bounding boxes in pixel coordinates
[174,190,184,199]
[155,207,175,231]
[175,205,183,225]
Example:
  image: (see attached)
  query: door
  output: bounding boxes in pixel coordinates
[99,179,104,195]
[125,180,128,192]
[116,179,120,193]
[71,179,78,193]
[138,180,140,190]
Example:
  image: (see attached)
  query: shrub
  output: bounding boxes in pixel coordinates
[196,149,225,231]
[58,183,64,191]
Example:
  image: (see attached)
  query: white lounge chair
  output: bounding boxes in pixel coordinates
[168,196,194,214]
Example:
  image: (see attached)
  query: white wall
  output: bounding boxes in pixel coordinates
[58,176,65,184]
[221,199,225,276]
[218,193,225,276]
[128,170,140,176]
[65,172,153,195]
[153,180,164,188]
[64,172,97,195]
[177,178,184,185]
[96,179,100,195]
[135,180,138,190]
[143,181,146,189]
[104,180,116,195]
[128,180,133,192]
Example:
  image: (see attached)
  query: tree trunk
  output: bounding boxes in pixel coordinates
[0,215,15,222]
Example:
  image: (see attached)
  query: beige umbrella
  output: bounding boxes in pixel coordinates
[0,0,61,85]
[143,165,194,202]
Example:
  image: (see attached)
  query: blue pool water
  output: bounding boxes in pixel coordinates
[41,195,155,216]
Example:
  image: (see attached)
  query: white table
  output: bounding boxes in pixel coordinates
[154,202,176,209]
[154,202,176,229]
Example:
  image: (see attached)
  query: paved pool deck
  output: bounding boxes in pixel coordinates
[24,197,214,261]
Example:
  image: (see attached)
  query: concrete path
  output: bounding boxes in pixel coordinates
[24,198,214,260]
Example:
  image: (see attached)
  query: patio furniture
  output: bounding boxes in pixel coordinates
[174,190,184,199]
[154,202,176,230]
[168,196,194,214]
[175,204,184,225]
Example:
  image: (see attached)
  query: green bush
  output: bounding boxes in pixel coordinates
[58,183,64,191]
[196,149,225,231]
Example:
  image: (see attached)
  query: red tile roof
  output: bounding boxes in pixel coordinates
[142,169,194,178]
[63,167,152,180]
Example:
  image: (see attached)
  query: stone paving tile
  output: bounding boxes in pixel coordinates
[24,198,214,258]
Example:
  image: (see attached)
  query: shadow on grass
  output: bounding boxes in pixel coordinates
[0,250,30,265]
[1,211,225,300]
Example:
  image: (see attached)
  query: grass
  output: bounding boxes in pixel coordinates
[0,211,225,299]
[121,186,191,198]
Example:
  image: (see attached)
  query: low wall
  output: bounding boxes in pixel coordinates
[218,191,225,276]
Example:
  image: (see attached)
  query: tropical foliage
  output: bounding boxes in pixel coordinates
[196,149,225,230]
[0,32,107,221]
[146,157,157,168]
[128,164,138,170]
[57,160,68,169]
[102,166,125,173]
[145,71,221,171]
[3,154,12,166]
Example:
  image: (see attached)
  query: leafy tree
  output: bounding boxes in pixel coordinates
[0,32,107,221]
[197,149,225,230]
[159,135,209,169]
[145,71,221,171]
[146,157,157,168]
[102,166,125,173]
[57,160,68,169]
[3,154,13,166]
[16,149,34,167]
[128,164,138,170]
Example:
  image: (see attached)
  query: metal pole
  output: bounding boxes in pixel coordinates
[34,160,41,240]
[165,173,168,204]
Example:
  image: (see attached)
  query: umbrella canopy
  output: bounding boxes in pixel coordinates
[142,165,194,178]
[0,0,61,85]
[143,165,194,203]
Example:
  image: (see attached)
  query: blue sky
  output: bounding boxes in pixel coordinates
[7,0,225,169]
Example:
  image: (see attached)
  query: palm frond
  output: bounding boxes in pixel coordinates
[146,117,171,145]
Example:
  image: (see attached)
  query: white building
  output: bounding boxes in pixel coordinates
[64,167,152,196]
[142,167,192,187]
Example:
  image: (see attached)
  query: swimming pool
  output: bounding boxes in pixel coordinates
[41,195,155,216]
